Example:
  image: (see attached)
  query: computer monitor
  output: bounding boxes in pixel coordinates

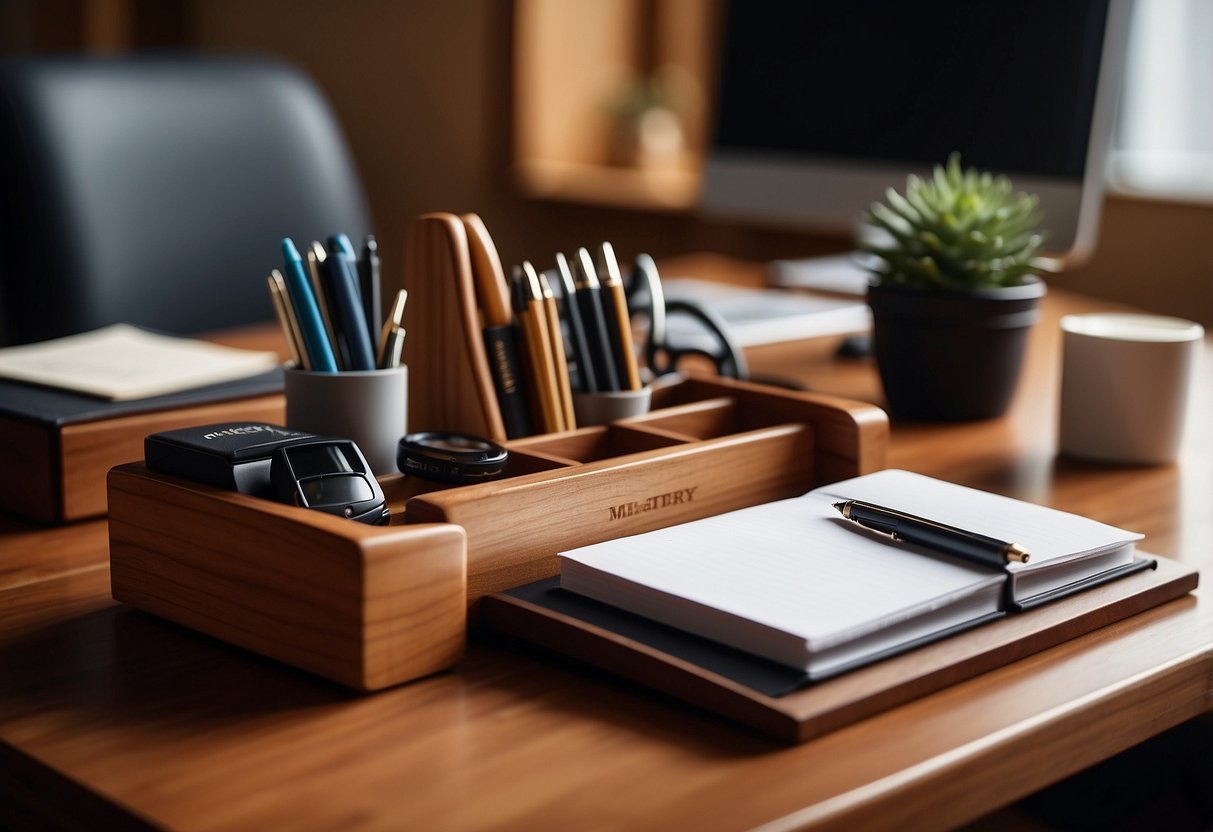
[699,0,1133,265]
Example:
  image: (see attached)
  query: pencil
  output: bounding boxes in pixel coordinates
[267,270,308,369]
[378,289,408,368]
[537,270,576,429]
[306,241,343,369]
[596,242,642,391]
[515,263,563,433]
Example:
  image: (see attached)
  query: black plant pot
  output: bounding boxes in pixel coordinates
[867,278,1046,421]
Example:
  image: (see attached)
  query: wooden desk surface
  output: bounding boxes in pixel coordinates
[2,259,1210,831]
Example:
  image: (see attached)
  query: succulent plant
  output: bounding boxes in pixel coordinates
[859,153,1050,290]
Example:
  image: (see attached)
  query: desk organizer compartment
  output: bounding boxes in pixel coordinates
[108,375,888,690]
[404,376,888,606]
[108,473,468,692]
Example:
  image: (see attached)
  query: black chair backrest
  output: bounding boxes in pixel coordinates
[0,55,371,345]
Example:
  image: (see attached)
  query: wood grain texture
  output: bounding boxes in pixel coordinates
[0,393,284,523]
[649,375,889,484]
[108,464,467,690]
[0,416,57,523]
[405,375,886,605]
[418,423,815,605]
[60,394,285,520]
[482,556,1199,742]
[1,274,1210,831]
[402,212,507,442]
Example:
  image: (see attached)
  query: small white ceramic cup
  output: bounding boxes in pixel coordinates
[284,365,408,476]
[572,386,652,427]
[1058,313,1204,464]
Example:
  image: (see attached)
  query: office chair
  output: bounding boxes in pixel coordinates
[0,55,371,346]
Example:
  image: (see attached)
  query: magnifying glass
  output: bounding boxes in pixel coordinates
[397,432,509,484]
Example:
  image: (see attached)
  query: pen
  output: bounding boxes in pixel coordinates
[358,235,382,345]
[832,499,1031,569]
[381,324,406,369]
[306,241,343,369]
[554,252,595,393]
[280,237,338,372]
[326,234,377,370]
[378,289,408,368]
[573,247,620,392]
[266,270,307,369]
[595,242,642,391]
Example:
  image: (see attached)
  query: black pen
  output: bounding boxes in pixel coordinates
[554,253,595,393]
[832,499,1030,569]
[573,247,620,392]
[326,234,376,371]
[358,235,382,344]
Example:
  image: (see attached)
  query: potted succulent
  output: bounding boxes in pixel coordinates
[858,154,1051,420]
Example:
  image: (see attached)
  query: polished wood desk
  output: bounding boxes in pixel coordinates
[2,259,1210,831]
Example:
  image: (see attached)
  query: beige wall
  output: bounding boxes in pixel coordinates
[1065,196,1213,325]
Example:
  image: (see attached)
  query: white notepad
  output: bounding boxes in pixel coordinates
[0,324,281,401]
[559,470,1143,675]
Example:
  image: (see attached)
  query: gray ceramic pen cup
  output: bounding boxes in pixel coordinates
[284,365,408,476]
[572,386,652,427]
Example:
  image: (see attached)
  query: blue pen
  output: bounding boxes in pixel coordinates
[327,234,377,370]
[280,237,338,372]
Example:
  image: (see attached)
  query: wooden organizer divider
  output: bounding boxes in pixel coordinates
[402,213,506,442]
[108,375,889,691]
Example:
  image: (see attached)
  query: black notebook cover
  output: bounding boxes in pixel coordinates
[498,578,1004,697]
[496,558,1159,698]
[0,368,284,428]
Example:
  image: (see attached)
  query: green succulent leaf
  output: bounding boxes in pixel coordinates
[858,153,1046,290]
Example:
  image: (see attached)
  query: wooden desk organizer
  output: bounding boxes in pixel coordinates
[108,376,888,691]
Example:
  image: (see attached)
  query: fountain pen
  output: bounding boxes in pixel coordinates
[832,499,1030,569]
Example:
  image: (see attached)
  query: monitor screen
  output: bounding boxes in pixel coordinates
[699,0,1132,262]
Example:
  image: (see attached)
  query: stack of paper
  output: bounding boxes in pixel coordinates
[559,470,1144,677]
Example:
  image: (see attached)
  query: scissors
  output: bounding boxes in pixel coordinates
[625,254,748,381]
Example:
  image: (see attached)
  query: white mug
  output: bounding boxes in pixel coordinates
[1058,313,1204,464]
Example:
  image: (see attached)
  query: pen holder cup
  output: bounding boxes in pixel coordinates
[284,365,408,476]
[572,386,652,428]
